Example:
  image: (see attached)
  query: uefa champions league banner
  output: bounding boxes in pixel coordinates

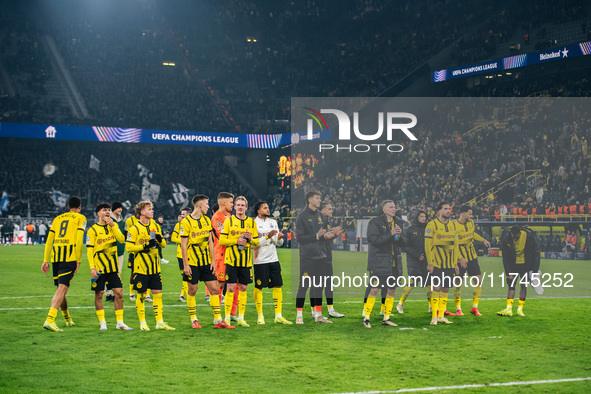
[0,122,332,149]
[433,40,591,82]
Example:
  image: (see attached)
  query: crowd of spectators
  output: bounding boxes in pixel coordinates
[292,98,591,226]
[0,139,256,220]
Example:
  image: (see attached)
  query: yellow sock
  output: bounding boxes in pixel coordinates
[273,287,283,317]
[364,296,376,319]
[209,292,221,321]
[399,286,413,304]
[473,285,482,308]
[187,295,197,321]
[115,308,123,324]
[384,295,395,319]
[518,299,525,309]
[238,290,247,318]
[225,291,234,318]
[431,291,440,319]
[181,281,188,297]
[253,288,263,317]
[47,307,58,324]
[61,309,72,322]
[380,302,386,314]
[439,292,449,318]
[507,298,514,309]
[153,292,163,324]
[129,284,134,296]
[426,289,432,304]
[96,309,106,323]
[454,286,462,310]
[146,289,151,298]
[136,294,146,322]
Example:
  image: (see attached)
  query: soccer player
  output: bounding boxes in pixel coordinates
[497,225,541,317]
[425,201,465,326]
[105,201,125,303]
[295,190,332,324]
[86,202,132,330]
[219,196,259,327]
[211,192,235,312]
[180,195,233,329]
[170,207,191,302]
[41,196,86,332]
[320,202,345,318]
[124,211,142,302]
[252,201,292,325]
[125,200,174,331]
[362,200,403,328]
[451,205,490,317]
[396,209,431,314]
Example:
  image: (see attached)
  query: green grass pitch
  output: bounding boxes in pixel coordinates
[0,245,589,393]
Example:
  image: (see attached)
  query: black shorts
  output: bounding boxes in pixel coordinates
[457,259,481,277]
[430,266,456,288]
[503,261,528,281]
[127,253,134,270]
[407,263,430,287]
[368,269,399,290]
[254,262,283,289]
[178,257,184,274]
[182,264,217,284]
[133,273,162,292]
[91,272,123,292]
[52,261,77,287]
[225,264,253,285]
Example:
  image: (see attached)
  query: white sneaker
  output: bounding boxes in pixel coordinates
[396,303,404,314]
[116,322,133,330]
[328,309,345,318]
[145,295,153,302]
[130,294,136,302]
[161,259,169,264]
[314,315,333,324]
[296,316,304,325]
[99,321,107,331]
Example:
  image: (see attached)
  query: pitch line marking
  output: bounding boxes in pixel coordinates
[337,377,591,393]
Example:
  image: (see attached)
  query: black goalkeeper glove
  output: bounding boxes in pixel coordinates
[155,234,163,243]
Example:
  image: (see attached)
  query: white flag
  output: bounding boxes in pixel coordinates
[171,183,189,204]
[137,164,152,179]
[50,190,69,208]
[141,178,160,202]
[89,155,100,171]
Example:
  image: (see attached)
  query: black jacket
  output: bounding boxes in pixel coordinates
[501,227,541,272]
[367,214,405,276]
[321,217,336,262]
[296,206,328,260]
[403,209,427,267]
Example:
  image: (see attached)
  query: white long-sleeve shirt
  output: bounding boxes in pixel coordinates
[254,216,284,264]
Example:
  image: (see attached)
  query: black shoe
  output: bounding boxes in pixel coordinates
[106,294,115,302]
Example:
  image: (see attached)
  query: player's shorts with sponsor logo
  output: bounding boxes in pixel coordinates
[133,273,162,292]
[225,264,253,285]
[183,264,217,284]
[90,272,122,292]
[254,261,283,289]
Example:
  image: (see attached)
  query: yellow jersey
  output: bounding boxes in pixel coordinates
[424,218,459,269]
[44,211,87,263]
[170,222,182,259]
[124,215,139,235]
[180,214,214,267]
[125,220,165,275]
[454,219,485,262]
[219,215,259,267]
[514,230,527,264]
[86,223,125,274]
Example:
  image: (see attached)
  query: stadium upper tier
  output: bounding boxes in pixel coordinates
[1,0,589,133]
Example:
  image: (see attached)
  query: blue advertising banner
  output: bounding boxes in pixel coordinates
[0,122,332,149]
[433,41,591,82]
